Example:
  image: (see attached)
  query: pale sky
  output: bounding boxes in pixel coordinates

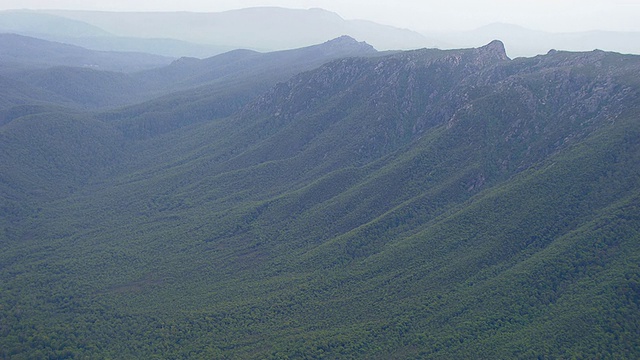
[1,0,639,32]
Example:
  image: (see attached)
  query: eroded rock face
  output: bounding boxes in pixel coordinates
[242,41,638,169]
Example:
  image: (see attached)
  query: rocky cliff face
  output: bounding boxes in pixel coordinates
[239,41,639,171]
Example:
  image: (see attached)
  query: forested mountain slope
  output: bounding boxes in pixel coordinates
[0,40,639,358]
[0,35,376,111]
[102,36,378,136]
[0,33,171,72]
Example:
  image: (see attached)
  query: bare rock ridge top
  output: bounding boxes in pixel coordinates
[477,39,510,61]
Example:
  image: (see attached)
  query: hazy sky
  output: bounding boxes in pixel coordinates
[1,0,639,32]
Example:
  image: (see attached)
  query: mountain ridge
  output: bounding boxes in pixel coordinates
[0,38,638,358]
[27,8,436,52]
[3,7,639,59]
[0,33,172,72]
[100,35,378,134]
[0,34,377,110]
[430,22,640,57]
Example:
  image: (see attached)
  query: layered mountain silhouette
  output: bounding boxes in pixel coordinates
[0,35,639,359]
[0,33,171,72]
[0,34,376,109]
[0,8,435,57]
[2,8,639,59]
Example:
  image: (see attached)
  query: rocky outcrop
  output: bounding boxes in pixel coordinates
[240,41,639,171]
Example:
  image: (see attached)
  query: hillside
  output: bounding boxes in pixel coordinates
[0,33,171,72]
[0,34,174,109]
[0,40,639,358]
[103,36,378,133]
[0,35,376,110]
[0,75,73,109]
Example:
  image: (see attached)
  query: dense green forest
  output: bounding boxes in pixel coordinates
[0,35,639,358]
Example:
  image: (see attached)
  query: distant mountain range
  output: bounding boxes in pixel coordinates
[1,8,639,59]
[0,8,434,57]
[429,23,640,58]
[0,34,377,110]
[0,33,171,72]
[0,10,235,58]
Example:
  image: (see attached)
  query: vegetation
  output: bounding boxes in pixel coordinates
[0,38,639,358]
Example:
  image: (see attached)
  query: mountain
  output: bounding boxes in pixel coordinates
[429,23,640,58]
[41,7,435,51]
[0,10,110,38]
[0,10,237,58]
[103,36,378,132]
[0,33,162,109]
[56,35,235,59]
[0,35,376,110]
[0,39,639,359]
[132,35,376,94]
[4,9,639,59]
[0,33,172,73]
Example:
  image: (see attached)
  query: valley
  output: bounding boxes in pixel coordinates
[0,31,639,358]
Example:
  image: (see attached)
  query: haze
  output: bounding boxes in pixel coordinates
[2,0,639,33]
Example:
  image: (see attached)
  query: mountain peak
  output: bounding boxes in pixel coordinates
[477,39,510,61]
[326,35,358,44]
[320,35,377,53]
